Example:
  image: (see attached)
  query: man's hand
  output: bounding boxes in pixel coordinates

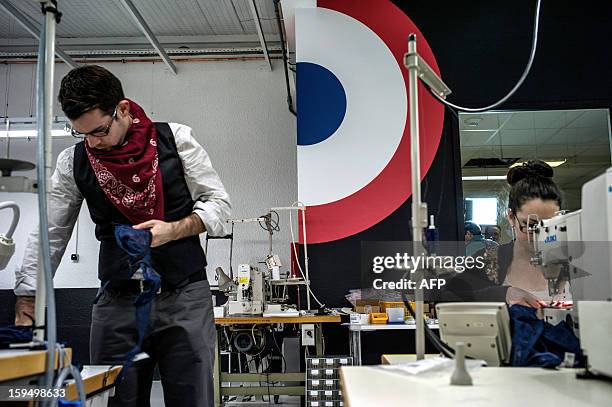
[506,286,547,309]
[15,295,35,326]
[133,213,205,247]
[133,219,177,247]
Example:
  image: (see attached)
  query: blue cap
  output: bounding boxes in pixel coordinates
[464,221,482,236]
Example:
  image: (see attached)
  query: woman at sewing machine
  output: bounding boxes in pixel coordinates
[446,160,571,307]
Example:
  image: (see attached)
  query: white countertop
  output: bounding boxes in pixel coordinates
[340,366,612,407]
[345,323,439,331]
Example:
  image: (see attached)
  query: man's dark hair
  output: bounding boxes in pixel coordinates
[58,65,125,120]
[506,160,563,215]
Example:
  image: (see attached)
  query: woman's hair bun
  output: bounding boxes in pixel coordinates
[506,160,554,186]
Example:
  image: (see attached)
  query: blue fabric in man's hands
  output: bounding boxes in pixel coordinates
[112,225,162,381]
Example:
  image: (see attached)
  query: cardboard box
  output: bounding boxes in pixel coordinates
[355,305,380,314]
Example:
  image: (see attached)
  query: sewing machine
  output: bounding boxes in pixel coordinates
[216,210,311,317]
[530,167,612,378]
[223,264,265,315]
[530,167,612,301]
[529,209,583,298]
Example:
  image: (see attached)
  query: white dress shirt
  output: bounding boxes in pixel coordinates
[14,123,231,296]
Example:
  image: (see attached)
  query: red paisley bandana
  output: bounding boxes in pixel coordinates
[85,99,164,224]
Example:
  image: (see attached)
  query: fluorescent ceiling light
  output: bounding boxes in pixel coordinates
[462,175,507,181]
[510,159,567,168]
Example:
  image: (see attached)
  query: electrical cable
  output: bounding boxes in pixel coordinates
[429,0,542,112]
[229,222,234,278]
[53,348,86,406]
[3,44,10,119]
[0,201,19,238]
[251,324,258,348]
[273,0,297,116]
[288,204,325,308]
[402,293,455,358]
[270,329,287,373]
[259,210,280,233]
[73,217,79,259]
[321,329,325,355]
[264,354,272,405]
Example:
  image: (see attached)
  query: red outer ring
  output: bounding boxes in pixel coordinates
[301,0,445,243]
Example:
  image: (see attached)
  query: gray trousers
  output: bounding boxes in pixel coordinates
[90,279,216,407]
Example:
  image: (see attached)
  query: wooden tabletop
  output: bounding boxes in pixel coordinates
[215,315,341,325]
[64,365,122,401]
[0,348,72,383]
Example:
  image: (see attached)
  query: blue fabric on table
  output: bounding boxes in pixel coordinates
[0,325,33,348]
[509,304,582,368]
[58,399,81,406]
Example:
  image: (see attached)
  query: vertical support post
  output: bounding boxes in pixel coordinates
[348,329,362,366]
[301,206,311,310]
[33,2,59,395]
[214,326,222,406]
[407,34,426,360]
[314,323,323,355]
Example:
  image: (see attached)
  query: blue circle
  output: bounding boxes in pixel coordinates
[297,62,347,146]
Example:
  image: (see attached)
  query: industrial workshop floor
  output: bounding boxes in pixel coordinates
[150,381,301,406]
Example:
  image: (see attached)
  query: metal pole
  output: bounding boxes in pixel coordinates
[271,205,311,309]
[33,8,47,346]
[248,0,272,71]
[119,0,177,74]
[408,34,426,360]
[301,206,311,310]
[0,0,77,69]
[33,2,59,396]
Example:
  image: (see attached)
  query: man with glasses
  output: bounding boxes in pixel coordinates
[14,65,231,406]
[65,106,117,139]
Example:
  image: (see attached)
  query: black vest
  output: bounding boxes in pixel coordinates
[73,122,207,284]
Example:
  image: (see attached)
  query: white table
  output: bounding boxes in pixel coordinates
[340,366,612,407]
[381,354,439,365]
[345,323,439,365]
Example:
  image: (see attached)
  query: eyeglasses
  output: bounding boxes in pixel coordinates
[65,107,117,139]
[513,215,538,234]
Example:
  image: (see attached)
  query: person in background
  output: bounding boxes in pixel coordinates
[447,160,568,307]
[465,221,487,257]
[484,224,501,242]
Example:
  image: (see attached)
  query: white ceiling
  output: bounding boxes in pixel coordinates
[0,0,280,54]
[460,108,612,209]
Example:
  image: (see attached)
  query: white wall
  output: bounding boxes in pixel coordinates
[0,59,297,290]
